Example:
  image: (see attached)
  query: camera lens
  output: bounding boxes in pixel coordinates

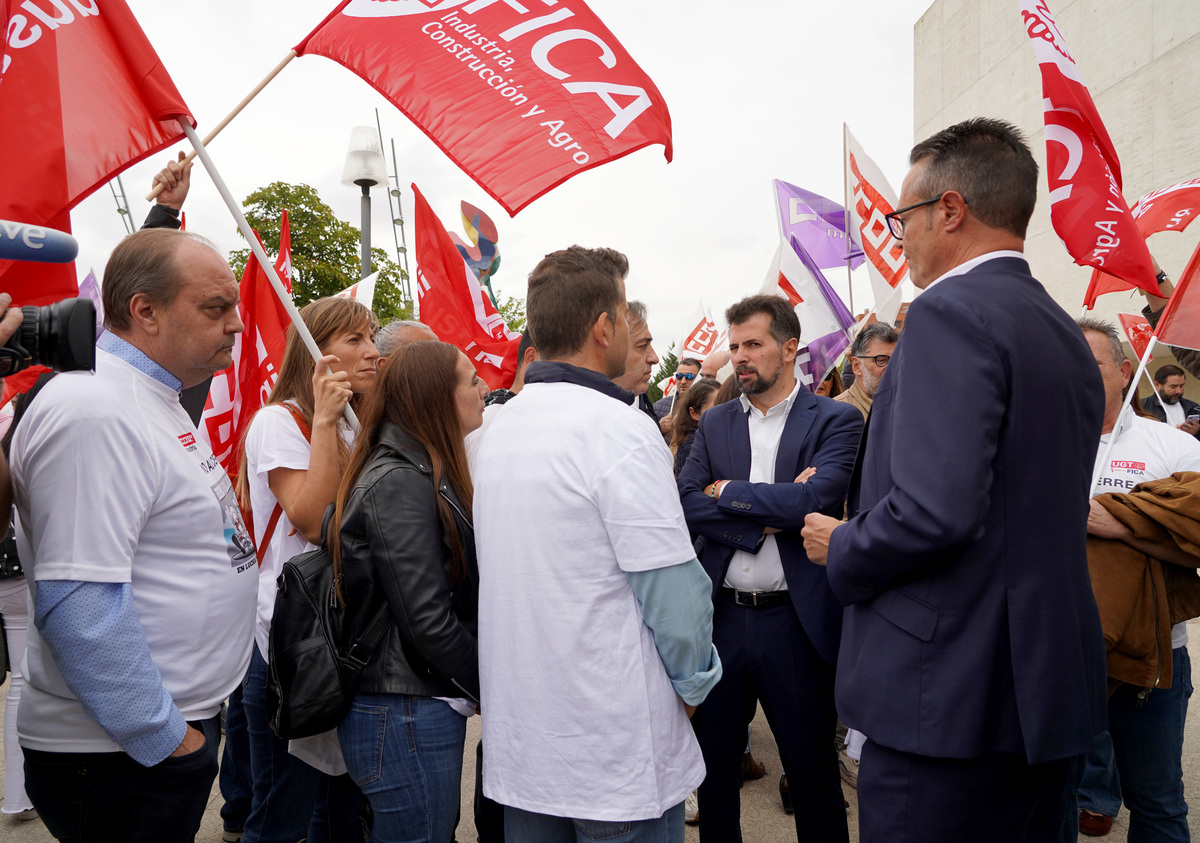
[0,298,96,376]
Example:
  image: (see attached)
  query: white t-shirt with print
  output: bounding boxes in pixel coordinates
[1093,408,1200,648]
[473,379,704,822]
[11,349,257,754]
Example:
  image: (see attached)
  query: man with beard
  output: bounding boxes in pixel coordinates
[678,294,862,843]
[1141,364,1200,440]
[834,322,898,420]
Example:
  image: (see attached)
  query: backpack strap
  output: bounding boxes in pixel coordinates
[255,403,315,566]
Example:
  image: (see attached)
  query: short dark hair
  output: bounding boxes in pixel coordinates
[678,357,702,371]
[724,295,801,347]
[909,118,1039,238]
[517,330,536,360]
[1154,364,1185,384]
[849,322,899,359]
[102,228,220,331]
[526,245,627,360]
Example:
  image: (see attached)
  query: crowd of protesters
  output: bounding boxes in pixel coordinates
[2,116,1200,843]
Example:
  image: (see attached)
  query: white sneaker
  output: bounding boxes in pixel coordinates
[15,808,39,822]
[684,790,699,824]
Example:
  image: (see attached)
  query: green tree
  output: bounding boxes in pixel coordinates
[229,182,413,324]
[493,290,526,334]
[647,344,677,403]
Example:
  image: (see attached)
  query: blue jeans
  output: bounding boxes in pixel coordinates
[243,647,322,843]
[1079,731,1123,818]
[220,679,253,834]
[1107,646,1193,843]
[504,802,686,843]
[338,694,467,843]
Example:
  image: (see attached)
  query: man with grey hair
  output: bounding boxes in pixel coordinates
[11,227,257,841]
[613,299,662,423]
[1075,316,1200,840]
[834,322,898,420]
[802,118,1106,842]
[374,318,437,357]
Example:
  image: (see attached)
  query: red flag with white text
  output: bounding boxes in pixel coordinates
[0,0,192,305]
[295,0,672,216]
[1085,178,1200,307]
[1018,1,1157,305]
[677,304,721,361]
[413,184,518,389]
[1117,313,1154,362]
[199,214,293,480]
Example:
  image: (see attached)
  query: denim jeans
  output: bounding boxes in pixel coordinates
[1078,730,1123,818]
[338,693,467,843]
[503,802,686,843]
[24,714,220,843]
[220,677,253,835]
[1107,646,1193,843]
[242,647,322,843]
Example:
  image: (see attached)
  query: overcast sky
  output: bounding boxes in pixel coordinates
[70,0,935,350]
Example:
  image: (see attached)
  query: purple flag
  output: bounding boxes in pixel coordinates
[775,180,864,270]
[78,269,105,340]
[791,236,854,387]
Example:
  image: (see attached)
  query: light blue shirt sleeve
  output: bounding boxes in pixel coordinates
[625,558,723,705]
[34,580,187,767]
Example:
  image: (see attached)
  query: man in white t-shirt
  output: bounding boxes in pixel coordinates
[10,227,256,842]
[474,246,722,842]
[1076,318,1200,840]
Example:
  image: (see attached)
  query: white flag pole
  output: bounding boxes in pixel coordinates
[179,119,359,431]
[842,123,856,316]
[1090,335,1158,491]
[147,52,297,201]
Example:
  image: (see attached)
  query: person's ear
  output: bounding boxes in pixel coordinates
[128,293,162,336]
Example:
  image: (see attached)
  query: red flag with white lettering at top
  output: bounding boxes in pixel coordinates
[295,0,672,216]
[0,0,193,305]
[1017,0,1157,305]
[413,184,519,389]
[199,214,293,481]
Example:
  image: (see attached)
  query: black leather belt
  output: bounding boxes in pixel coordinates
[722,588,789,609]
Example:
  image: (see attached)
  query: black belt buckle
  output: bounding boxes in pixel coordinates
[726,588,786,608]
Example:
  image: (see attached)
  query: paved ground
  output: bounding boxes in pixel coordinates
[5,623,1200,841]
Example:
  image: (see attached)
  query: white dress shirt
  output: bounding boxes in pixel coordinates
[723,377,803,592]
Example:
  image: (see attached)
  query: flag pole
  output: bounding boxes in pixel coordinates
[842,123,856,317]
[147,52,297,201]
[178,119,359,431]
[1090,335,1158,491]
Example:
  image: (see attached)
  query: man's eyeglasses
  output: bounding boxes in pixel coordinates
[674,372,697,381]
[884,195,942,239]
[855,354,891,368]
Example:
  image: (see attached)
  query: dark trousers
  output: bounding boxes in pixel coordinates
[858,739,1073,843]
[695,598,847,843]
[220,681,253,834]
[475,739,505,843]
[24,714,221,843]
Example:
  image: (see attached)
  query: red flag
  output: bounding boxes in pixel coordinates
[1018,1,1157,306]
[677,304,720,360]
[0,0,192,306]
[1117,313,1154,362]
[296,1,672,216]
[412,184,518,389]
[198,214,293,480]
[1156,238,1200,353]
[1085,177,1200,306]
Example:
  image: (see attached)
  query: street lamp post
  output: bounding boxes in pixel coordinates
[341,126,390,279]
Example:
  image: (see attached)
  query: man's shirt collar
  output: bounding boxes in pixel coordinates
[738,374,803,418]
[524,360,635,405]
[98,332,182,394]
[924,250,1027,291]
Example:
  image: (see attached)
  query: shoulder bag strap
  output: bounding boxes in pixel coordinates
[255,403,316,565]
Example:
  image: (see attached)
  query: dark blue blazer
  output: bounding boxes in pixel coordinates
[678,387,863,666]
[826,256,1107,765]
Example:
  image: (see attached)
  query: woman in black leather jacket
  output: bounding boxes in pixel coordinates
[328,340,487,843]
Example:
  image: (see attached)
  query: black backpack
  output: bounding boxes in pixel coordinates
[265,505,391,740]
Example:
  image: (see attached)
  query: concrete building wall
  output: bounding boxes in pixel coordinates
[913,1,1200,397]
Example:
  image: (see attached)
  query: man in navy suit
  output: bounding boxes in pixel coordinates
[802,118,1107,843]
[679,294,863,843]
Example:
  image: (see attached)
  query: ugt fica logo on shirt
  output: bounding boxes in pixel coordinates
[177,432,198,453]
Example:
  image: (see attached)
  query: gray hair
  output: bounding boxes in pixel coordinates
[627,300,647,330]
[375,319,432,356]
[1077,316,1125,368]
[102,228,223,331]
[849,322,899,359]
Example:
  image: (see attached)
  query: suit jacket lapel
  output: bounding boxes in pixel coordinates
[728,404,752,481]
[775,389,816,482]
